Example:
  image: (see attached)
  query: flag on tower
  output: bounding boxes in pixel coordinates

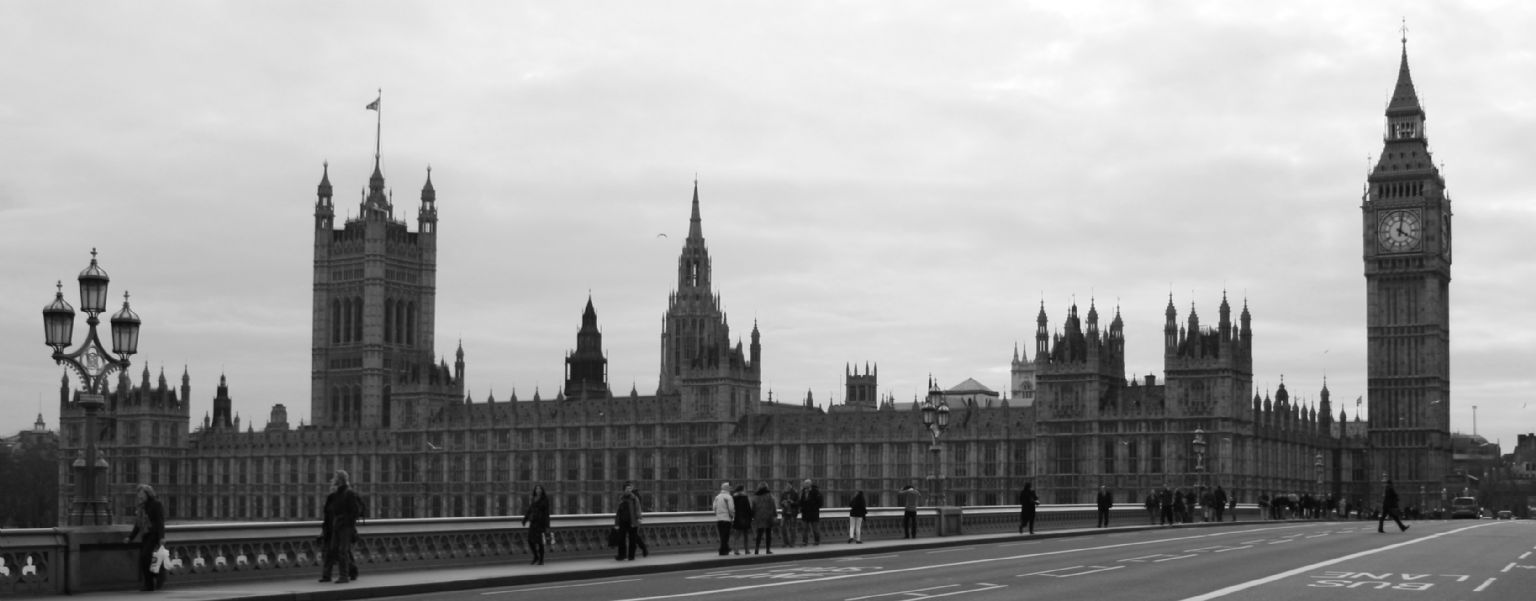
[365,97,380,111]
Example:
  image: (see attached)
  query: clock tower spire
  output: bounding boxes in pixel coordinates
[1362,32,1452,508]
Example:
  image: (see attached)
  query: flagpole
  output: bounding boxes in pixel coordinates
[375,88,382,161]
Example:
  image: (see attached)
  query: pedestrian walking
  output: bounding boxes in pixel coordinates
[614,481,644,560]
[1144,490,1158,525]
[521,484,551,565]
[1378,479,1409,533]
[732,484,753,554]
[751,484,777,554]
[713,481,734,556]
[848,490,867,543]
[125,483,167,591]
[778,483,800,548]
[799,479,823,546]
[1212,486,1228,522]
[899,484,921,539]
[1096,485,1113,528]
[319,469,365,584]
[1018,482,1039,534]
[1159,485,1175,526]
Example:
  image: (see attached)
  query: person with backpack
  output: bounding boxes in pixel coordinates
[778,482,800,548]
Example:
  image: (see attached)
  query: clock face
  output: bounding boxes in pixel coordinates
[1378,209,1422,252]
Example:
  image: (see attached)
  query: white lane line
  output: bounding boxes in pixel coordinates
[481,578,642,594]
[927,547,977,554]
[611,526,1296,601]
[847,584,957,600]
[1178,522,1494,601]
[836,554,899,561]
[1520,551,1531,560]
[1500,562,1517,573]
[1475,577,1496,592]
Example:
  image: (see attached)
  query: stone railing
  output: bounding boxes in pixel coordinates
[3,504,1258,594]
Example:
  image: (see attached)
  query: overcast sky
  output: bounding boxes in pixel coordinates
[2,1,1532,450]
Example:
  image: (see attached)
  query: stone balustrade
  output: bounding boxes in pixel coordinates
[1,504,1258,594]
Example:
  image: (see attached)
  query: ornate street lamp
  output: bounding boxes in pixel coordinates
[920,377,951,507]
[1315,453,1325,516]
[43,249,141,525]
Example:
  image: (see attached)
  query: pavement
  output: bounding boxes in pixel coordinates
[68,521,1240,601]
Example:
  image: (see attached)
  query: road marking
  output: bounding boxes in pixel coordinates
[610,526,1306,601]
[1475,578,1496,592]
[927,547,977,554]
[1177,522,1493,601]
[1520,551,1530,560]
[847,584,957,599]
[481,578,642,594]
[1022,565,1124,578]
[837,554,899,561]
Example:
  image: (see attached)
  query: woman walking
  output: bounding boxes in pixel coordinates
[1018,482,1039,534]
[521,485,551,565]
[751,484,777,554]
[125,484,167,591]
[731,484,753,554]
[848,490,867,543]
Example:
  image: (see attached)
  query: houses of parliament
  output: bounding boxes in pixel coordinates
[56,43,1454,523]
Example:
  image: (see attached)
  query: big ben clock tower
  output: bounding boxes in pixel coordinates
[1362,35,1453,508]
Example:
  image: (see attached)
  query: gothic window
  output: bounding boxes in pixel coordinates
[407,302,416,346]
[1150,440,1164,474]
[1127,441,1139,474]
[381,386,391,429]
[1102,439,1116,474]
[351,385,362,426]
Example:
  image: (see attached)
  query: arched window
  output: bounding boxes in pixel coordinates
[407,302,416,346]
[351,386,363,426]
[330,386,341,426]
[384,299,394,343]
[352,297,363,341]
[331,299,342,344]
[382,386,392,428]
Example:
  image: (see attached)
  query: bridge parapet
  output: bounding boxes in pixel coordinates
[6,505,1252,594]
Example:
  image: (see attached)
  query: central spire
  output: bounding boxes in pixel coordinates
[688,178,703,241]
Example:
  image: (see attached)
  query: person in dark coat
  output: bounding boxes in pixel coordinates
[1212,486,1229,522]
[1159,485,1176,526]
[1018,482,1039,534]
[1378,479,1409,533]
[521,484,551,565]
[848,490,868,543]
[778,483,800,548]
[125,484,167,591]
[615,481,644,560]
[751,484,778,554]
[320,469,364,584]
[799,479,823,545]
[899,484,921,538]
[731,484,753,554]
[1096,485,1113,528]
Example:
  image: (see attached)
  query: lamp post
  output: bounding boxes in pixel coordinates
[1191,428,1207,488]
[1314,453,1324,518]
[43,249,141,525]
[919,379,951,507]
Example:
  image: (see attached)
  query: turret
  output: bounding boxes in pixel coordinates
[1218,291,1231,339]
[1164,294,1178,351]
[315,162,334,230]
[418,167,438,235]
[1035,301,1049,359]
[454,340,465,384]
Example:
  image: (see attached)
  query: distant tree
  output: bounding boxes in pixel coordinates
[0,436,59,527]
